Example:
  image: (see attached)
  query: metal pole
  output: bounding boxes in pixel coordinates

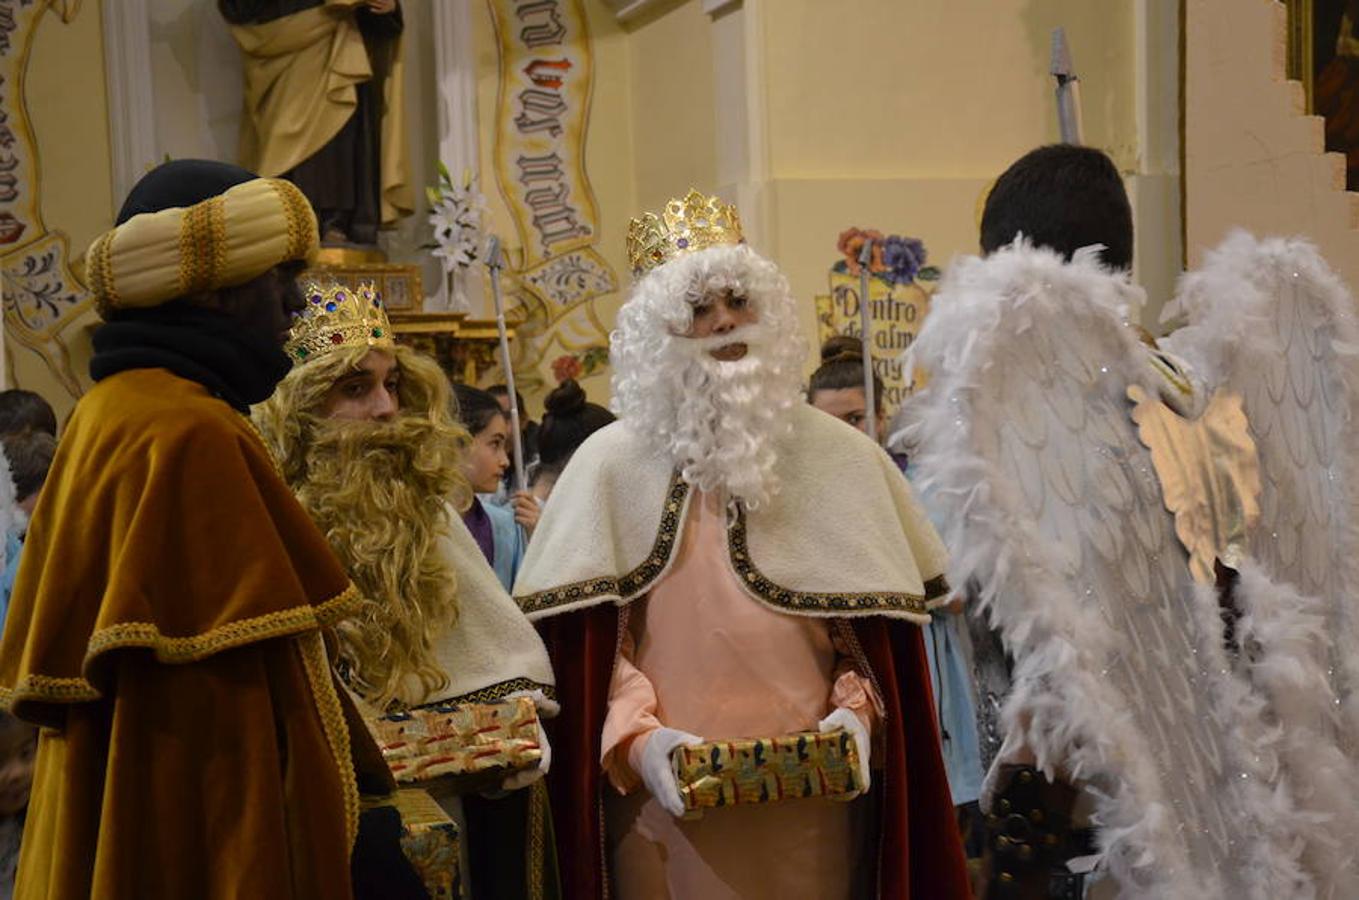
[857,238,878,444]
[1051,27,1085,145]
[484,236,527,494]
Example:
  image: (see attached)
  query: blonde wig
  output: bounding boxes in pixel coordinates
[254,344,473,708]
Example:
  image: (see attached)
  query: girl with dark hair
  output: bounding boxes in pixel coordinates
[453,383,533,590]
[807,334,887,439]
[530,379,616,503]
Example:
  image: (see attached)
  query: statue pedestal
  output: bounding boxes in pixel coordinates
[389,312,520,386]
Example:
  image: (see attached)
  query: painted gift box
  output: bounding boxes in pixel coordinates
[364,788,462,900]
[670,727,864,818]
[370,696,542,789]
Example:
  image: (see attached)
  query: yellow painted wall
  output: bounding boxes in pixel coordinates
[627,0,718,215]
[575,0,1154,400]
[761,1,1138,179]
[1184,0,1359,290]
[12,0,110,423]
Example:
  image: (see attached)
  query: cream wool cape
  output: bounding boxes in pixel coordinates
[402,502,557,714]
[513,403,949,622]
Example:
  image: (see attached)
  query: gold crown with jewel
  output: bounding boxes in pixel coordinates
[285,280,395,366]
[626,189,745,277]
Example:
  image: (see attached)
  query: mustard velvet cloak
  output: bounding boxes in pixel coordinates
[0,368,367,900]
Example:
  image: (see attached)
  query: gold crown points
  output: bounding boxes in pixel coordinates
[286,280,395,365]
[626,189,745,276]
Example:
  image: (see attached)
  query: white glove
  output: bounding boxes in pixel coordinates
[638,726,703,817]
[819,707,871,793]
[501,717,551,791]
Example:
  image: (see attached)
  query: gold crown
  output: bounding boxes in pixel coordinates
[626,189,745,276]
[285,280,395,366]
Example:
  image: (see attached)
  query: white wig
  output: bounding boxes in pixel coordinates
[610,243,807,508]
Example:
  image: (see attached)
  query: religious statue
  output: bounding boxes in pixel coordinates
[1316,0,1359,190]
[219,0,414,246]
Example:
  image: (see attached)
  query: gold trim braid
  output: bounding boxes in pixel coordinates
[298,629,361,851]
[726,507,929,616]
[0,585,361,710]
[85,585,361,664]
[517,474,937,618]
[413,677,557,710]
[88,230,119,313]
[275,178,316,263]
[527,779,547,900]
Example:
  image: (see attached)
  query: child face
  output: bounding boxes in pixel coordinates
[465,412,511,494]
[0,718,36,816]
[810,386,886,440]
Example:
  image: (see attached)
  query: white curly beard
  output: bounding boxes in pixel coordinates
[609,245,807,509]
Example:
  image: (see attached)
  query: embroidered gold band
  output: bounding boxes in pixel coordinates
[727,506,930,616]
[516,475,690,616]
[0,585,360,710]
[414,677,558,710]
[518,474,937,618]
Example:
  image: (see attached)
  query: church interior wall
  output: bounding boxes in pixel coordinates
[20,0,1349,421]
[13,0,110,423]
[1184,0,1359,293]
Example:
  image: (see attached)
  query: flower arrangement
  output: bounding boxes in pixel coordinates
[550,346,609,383]
[834,227,938,285]
[426,163,486,273]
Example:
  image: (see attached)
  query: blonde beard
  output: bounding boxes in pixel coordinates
[297,415,464,710]
[622,325,802,508]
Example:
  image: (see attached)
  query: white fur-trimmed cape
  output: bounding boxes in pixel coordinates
[408,502,557,716]
[513,404,949,625]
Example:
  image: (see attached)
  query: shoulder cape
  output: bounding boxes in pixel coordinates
[514,404,949,624]
[0,368,359,726]
[409,504,556,713]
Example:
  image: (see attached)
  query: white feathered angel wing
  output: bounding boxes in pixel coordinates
[903,243,1311,898]
[1163,232,1359,892]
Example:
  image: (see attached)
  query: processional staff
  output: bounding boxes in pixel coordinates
[858,238,878,444]
[1051,26,1085,145]
[484,236,528,495]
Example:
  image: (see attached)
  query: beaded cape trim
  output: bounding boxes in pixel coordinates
[412,677,558,710]
[516,474,944,618]
[0,585,361,710]
[516,475,691,616]
[727,506,932,617]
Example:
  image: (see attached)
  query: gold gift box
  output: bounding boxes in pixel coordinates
[363,789,461,899]
[370,696,542,789]
[670,728,864,817]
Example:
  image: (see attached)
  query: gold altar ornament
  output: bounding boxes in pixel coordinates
[670,728,864,819]
[1128,385,1262,585]
[285,280,395,366]
[626,189,745,276]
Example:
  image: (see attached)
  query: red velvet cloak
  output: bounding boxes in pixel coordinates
[537,603,971,899]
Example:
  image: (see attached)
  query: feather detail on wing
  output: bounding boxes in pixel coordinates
[1164,231,1359,892]
[902,241,1311,898]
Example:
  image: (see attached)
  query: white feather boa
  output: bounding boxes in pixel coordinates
[902,242,1315,897]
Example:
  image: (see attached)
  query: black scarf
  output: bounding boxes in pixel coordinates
[89,305,292,413]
